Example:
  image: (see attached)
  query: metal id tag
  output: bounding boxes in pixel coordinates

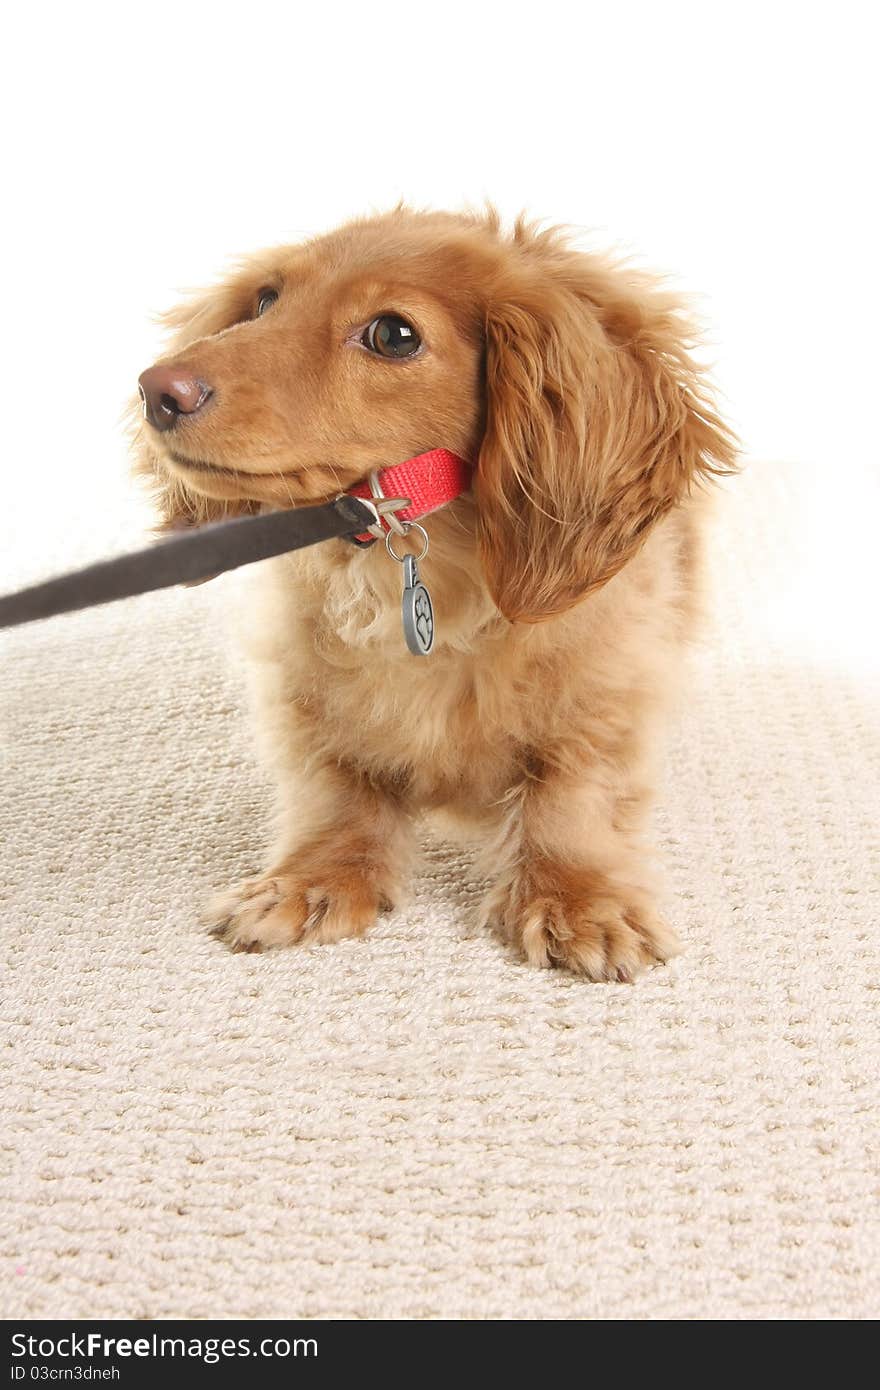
[401,553,434,655]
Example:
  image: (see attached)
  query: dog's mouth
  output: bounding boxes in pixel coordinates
[162,446,387,513]
[166,451,304,483]
[163,449,324,505]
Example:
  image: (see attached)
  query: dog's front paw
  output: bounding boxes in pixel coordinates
[483,862,680,981]
[204,866,393,953]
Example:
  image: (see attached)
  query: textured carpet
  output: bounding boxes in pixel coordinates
[1,461,877,1321]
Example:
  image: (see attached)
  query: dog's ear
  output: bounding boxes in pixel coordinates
[129,277,261,533]
[475,232,738,622]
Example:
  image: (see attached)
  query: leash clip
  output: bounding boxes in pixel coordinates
[337,490,410,544]
[363,470,411,538]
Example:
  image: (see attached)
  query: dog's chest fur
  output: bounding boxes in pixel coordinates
[240,508,694,815]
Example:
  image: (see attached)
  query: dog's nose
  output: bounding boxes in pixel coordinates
[138,365,213,432]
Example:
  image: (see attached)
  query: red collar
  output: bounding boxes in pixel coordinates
[347,449,471,543]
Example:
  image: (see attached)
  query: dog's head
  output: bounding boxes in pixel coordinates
[133,208,736,618]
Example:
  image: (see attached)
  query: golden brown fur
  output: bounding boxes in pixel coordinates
[132,207,737,980]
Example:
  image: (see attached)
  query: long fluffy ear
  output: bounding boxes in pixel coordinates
[128,271,264,532]
[475,228,738,621]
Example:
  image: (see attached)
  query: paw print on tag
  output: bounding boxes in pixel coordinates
[413,588,433,648]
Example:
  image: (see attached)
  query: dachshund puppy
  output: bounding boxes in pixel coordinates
[133,208,736,980]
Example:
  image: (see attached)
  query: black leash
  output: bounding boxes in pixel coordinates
[0,495,376,631]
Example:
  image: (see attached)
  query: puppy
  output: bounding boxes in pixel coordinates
[132,208,736,980]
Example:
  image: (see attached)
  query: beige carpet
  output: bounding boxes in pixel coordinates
[1,460,878,1320]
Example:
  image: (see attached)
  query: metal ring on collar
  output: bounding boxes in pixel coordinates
[385,522,429,563]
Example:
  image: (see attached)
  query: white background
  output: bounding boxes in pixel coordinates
[1,0,877,524]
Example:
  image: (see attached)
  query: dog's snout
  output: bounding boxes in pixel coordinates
[138,365,213,432]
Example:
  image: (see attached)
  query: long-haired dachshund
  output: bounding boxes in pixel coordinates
[133,208,737,980]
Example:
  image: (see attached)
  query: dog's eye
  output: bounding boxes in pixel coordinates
[363,315,421,359]
[256,288,279,317]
